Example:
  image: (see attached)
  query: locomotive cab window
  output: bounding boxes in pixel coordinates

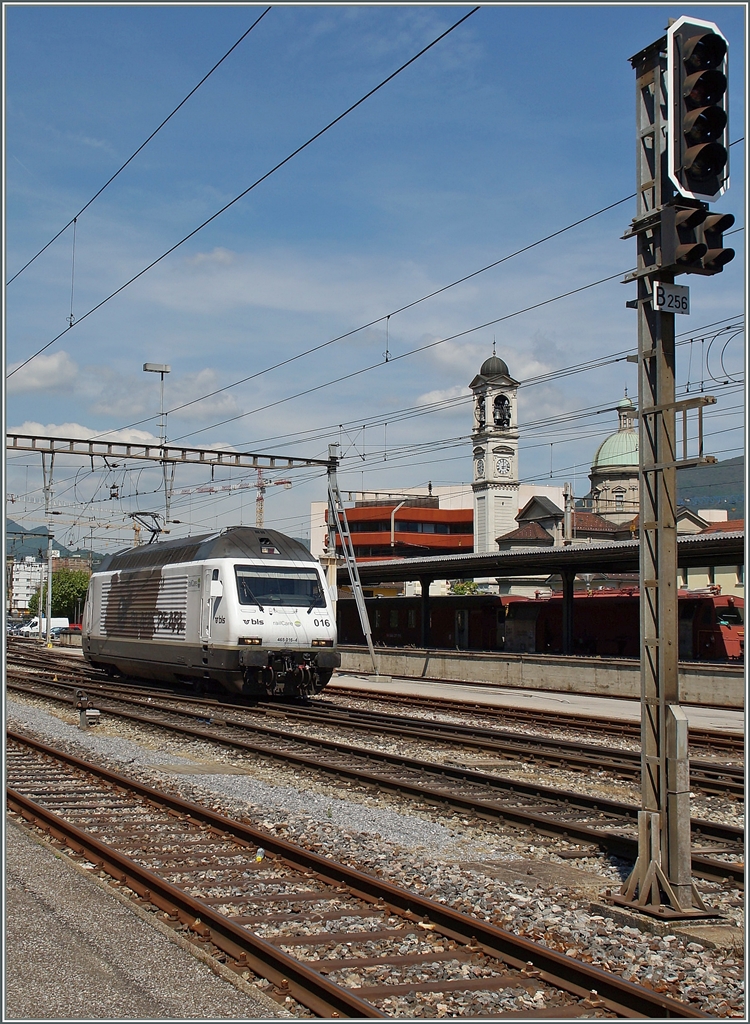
[716,605,743,626]
[235,566,326,608]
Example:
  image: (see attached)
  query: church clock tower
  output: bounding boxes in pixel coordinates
[470,351,520,553]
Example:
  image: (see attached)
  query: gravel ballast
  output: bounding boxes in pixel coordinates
[6,695,745,1018]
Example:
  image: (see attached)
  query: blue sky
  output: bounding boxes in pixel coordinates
[4,4,746,551]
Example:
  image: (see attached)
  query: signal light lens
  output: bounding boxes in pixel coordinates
[683,32,727,72]
[704,212,735,234]
[683,69,727,108]
[311,639,333,647]
[674,207,707,230]
[684,142,728,180]
[702,248,735,271]
[239,637,263,645]
[676,243,707,265]
[683,106,727,145]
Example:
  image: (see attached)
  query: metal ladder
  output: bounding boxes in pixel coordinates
[327,446,378,675]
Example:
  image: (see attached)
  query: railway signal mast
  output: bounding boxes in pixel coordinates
[618,16,733,918]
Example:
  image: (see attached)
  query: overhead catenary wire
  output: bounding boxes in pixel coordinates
[169,268,633,444]
[7,315,740,507]
[17,420,743,541]
[5,317,742,491]
[7,7,479,379]
[330,405,744,477]
[101,304,745,456]
[89,193,640,440]
[6,8,273,287]
[196,315,743,455]
[67,218,77,327]
[14,381,741,530]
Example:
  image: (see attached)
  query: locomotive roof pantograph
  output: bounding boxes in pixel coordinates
[97,527,316,574]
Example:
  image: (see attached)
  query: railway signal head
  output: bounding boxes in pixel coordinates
[699,211,735,273]
[661,204,735,276]
[660,203,707,275]
[668,16,729,201]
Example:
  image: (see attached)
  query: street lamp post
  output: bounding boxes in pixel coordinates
[143,363,172,527]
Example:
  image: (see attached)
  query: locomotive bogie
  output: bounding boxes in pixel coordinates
[82,527,340,696]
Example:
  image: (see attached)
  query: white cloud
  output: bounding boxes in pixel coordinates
[416,384,466,407]
[74,133,117,155]
[7,351,78,394]
[166,368,241,423]
[142,247,435,319]
[7,421,160,445]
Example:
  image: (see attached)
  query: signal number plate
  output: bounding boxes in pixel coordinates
[653,281,690,315]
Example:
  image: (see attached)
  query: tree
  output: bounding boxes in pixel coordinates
[450,580,479,595]
[29,568,90,621]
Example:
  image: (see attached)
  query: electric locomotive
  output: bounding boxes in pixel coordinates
[82,526,340,696]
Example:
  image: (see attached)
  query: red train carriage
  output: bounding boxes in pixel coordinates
[679,593,744,661]
[338,591,743,662]
[504,591,640,658]
[504,589,744,662]
[337,594,527,651]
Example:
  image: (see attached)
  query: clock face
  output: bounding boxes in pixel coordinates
[475,459,485,479]
[496,457,511,476]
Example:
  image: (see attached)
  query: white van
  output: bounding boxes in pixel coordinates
[19,617,69,636]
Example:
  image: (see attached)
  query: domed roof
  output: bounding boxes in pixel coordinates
[480,354,509,378]
[592,429,638,469]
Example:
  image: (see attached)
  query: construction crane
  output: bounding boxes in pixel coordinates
[255,469,291,527]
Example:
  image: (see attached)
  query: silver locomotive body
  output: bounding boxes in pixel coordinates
[82,527,340,696]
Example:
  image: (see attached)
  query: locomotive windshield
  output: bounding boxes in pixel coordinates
[716,605,743,626]
[235,566,326,609]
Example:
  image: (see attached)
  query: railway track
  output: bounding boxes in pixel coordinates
[8,672,743,885]
[327,683,744,757]
[260,699,744,799]
[8,639,741,756]
[6,730,710,1019]
[8,670,743,800]
[7,642,743,798]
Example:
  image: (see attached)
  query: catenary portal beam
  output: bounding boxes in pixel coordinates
[6,434,330,471]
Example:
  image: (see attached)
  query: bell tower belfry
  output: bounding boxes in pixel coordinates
[469,351,520,553]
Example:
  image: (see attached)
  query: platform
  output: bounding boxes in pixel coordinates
[330,671,744,735]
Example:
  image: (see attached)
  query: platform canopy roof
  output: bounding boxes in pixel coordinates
[339,532,745,585]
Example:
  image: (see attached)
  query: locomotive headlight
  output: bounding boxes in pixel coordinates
[239,637,263,645]
[311,638,333,647]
